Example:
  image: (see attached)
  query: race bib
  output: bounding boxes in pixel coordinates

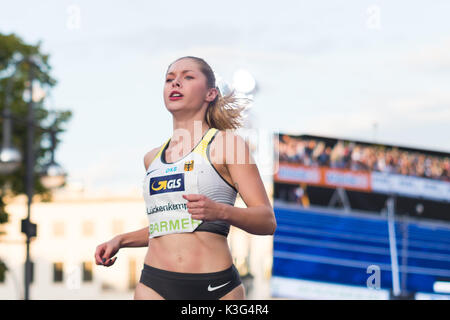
[145,169,202,238]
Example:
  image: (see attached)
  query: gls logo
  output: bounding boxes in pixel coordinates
[150,173,185,195]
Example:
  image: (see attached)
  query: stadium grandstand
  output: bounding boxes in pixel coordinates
[271,133,450,300]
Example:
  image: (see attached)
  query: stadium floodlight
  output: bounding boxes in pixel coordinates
[232,69,256,94]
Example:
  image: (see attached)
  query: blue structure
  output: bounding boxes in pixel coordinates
[272,201,450,297]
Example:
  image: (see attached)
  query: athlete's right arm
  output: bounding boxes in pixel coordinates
[95,227,150,267]
[94,146,162,267]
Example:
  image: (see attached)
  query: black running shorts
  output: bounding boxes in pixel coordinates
[139,263,242,300]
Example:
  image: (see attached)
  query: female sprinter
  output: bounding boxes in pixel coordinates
[94,56,276,300]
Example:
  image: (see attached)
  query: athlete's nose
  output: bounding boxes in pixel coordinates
[172,78,181,88]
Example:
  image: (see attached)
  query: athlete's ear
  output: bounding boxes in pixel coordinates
[205,87,218,103]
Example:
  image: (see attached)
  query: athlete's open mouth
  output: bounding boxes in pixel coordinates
[169,90,184,100]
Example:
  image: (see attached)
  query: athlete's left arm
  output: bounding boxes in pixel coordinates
[184,132,277,235]
[221,133,276,235]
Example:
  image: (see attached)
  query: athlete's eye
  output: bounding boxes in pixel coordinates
[166,78,173,83]
[185,76,194,79]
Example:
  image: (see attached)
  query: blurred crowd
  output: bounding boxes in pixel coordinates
[276,135,450,182]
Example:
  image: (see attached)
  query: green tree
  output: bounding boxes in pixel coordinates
[0,32,72,281]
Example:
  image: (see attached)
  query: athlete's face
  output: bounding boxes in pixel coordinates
[164,58,217,114]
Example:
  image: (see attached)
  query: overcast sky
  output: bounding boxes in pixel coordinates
[1,0,449,195]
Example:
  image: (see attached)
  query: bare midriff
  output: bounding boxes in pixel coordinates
[144,231,233,273]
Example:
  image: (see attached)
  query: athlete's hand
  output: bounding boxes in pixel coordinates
[95,237,120,267]
[183,194,227,221]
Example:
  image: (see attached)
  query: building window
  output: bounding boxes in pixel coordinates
[82,221,94,237]
[82,261,93,282]
[53,262,64,283]
[52,221,65,237]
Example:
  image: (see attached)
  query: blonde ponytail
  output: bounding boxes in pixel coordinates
[206,89,250,130]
